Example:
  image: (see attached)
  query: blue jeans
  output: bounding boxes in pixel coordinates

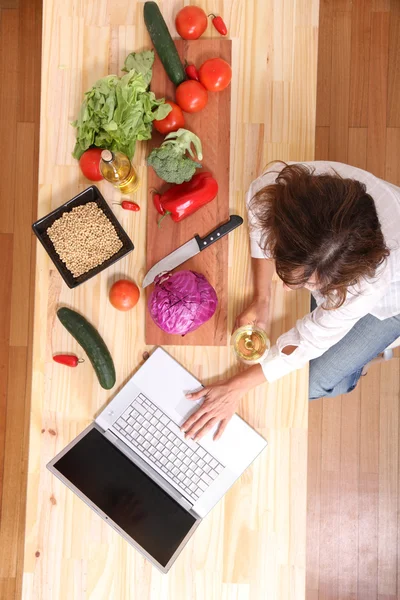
[308,298,400,400]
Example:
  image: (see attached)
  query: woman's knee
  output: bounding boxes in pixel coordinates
[308,363,361,400]
[308,371,330,400]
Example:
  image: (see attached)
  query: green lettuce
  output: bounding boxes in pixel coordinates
[122,50,154,85]
[72,50,171,160]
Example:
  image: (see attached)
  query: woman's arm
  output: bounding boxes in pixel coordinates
[261,266,393,381]
[181,364,267,441]
[253,257,275,299]
[233,258,275,332]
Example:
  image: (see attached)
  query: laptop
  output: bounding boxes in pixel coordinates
[47,347,267,573]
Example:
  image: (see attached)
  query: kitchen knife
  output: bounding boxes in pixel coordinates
[142,214,243,288]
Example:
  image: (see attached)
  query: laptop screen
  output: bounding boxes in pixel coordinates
[53,427,196,567]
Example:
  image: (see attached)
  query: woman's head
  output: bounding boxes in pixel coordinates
[250,163,390,308]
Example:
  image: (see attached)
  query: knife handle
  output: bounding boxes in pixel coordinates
[195,215,243,250]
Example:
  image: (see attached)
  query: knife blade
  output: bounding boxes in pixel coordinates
[142,214,243,288]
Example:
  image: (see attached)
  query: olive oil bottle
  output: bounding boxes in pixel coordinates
[100,150,139,194]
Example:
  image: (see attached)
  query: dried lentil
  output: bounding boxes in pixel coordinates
[47,202,123,278]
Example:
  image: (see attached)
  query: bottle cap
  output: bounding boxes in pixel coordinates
[101,149,113,162]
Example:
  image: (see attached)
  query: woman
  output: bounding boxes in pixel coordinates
[181,161,400,441]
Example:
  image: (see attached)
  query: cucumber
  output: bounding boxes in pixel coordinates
[144,1,186,86]
[57,307,116,390]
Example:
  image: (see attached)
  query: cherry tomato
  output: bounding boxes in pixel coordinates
[175,81,208,114]
[109,279,140,311]
[78,148,103,181]
[175,6,207,40]
[199,58,232,92]
[153,101,185,134]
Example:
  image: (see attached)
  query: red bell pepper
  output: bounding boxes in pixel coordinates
[154,172,218,226]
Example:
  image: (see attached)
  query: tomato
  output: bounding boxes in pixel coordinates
[199,58,232,92]
[153,101,185,134]
[175,6,207,40]
[109,279,140,311]
[79,148,103,181]
[175,81,208,113]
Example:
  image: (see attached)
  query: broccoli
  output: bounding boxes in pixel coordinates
[147,128,203,184]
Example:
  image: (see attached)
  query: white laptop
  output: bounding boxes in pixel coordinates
[47,347,267,573]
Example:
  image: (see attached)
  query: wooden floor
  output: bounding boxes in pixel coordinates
[0,0,42,597]
[307,0,400,599]
[0,0,399,598]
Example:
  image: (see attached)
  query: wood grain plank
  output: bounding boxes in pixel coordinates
[377,360,399,597]
[146,39,231,347]
[349,0,371,127]
[0,577,16,598]
[0,233,13,520]
[306,400,323,596]
[358,364,380,600]
[348,128,368,169]
[385,128,400,186]
[338,389,360,600]
[371,0,390,10]
[0,9,18,233]
[316,0,333,127]
[17,0,42,122]
[318,398,341,599]
[287,25,319,161]
[387,1,400,126]
[15,231,37,600]
[329,11,351,162]
[366,12,390,178]
[9,123,35,347]
[0,347,28,578]
[0,0,18,7]
[315,126,330,160]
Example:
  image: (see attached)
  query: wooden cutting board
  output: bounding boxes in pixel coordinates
[145,39,232,346]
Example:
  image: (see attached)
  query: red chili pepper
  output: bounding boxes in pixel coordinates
[208,13,228,36]
[153,193,166,215]
[53,354,84,367]
[113,201,140,211]
[185,64,199,81]
[156,172,218,226]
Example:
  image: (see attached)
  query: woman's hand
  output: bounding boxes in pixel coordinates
[181,378,249,442]
[181,364,266,441]
[233,297,270,333]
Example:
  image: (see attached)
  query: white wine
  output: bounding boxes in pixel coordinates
[232,325,270,364]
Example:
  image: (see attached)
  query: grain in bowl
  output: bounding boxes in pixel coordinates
[46,202,123,278]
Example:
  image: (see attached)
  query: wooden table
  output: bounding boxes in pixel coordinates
[22,1,318,598]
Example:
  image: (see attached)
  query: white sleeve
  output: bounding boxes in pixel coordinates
[261,264,392,382]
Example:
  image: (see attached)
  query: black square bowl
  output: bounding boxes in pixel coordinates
[32,186,134,289]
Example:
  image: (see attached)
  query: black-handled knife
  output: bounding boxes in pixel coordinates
[142,215,243,288]
[194,214,243,250]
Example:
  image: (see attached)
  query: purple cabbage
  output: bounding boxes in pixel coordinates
[148,270,218,335]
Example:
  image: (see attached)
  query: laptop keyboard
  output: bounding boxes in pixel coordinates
[113,393,225,502]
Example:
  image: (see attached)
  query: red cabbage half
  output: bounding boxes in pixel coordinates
[148,270,218,335]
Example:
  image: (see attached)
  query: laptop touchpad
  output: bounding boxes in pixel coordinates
[174,393,204,425]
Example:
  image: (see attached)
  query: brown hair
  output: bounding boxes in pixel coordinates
[250,162,390,309]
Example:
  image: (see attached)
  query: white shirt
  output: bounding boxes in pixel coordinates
[246,161,400,382]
